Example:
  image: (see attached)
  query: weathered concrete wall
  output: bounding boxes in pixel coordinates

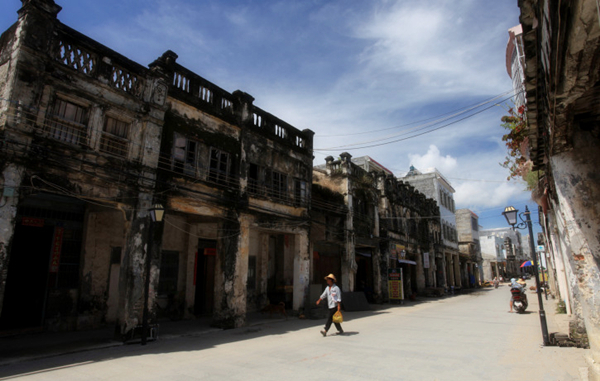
[293,231,310,311]
[81,207,125,326]
[116,197,165,338]
[0,164,24,317]
[550,146,600,364]
[213,213,248,328]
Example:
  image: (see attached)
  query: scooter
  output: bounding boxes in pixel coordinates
[511,287,528,313]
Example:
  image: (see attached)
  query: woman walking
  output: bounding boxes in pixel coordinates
[316,274,343,336]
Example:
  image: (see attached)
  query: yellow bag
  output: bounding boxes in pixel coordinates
[332,311,343,324]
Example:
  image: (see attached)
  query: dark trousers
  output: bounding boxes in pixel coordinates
[324,307,342,332]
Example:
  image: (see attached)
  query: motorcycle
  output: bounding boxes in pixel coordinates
[511,287,528,313]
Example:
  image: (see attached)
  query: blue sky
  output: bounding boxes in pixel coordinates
[1,0,542,234]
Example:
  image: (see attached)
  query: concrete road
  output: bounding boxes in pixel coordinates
[0,287,590,381]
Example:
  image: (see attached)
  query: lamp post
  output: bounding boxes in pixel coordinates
[141,203,164,345]
[502,205,550,346]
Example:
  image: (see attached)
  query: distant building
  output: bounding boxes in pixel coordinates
[401,167,459,289]
[456,209,483,285]
[478,228,526,277]
[312,154,440,301]
[479,234,507,281]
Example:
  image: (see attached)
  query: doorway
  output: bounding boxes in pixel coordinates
[355,250,373,299]
[0,224,54,330]
[194,239,216,315]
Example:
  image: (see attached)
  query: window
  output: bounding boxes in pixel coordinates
[47,98,88,145]
[172,133,202,177]
[100,117,129,158]
[209,148,231,184]
[248,163,259,194]
[247,256,256,290]
[294,179,307,206]
[269,171,287,200]
[158,251,179,296]
[471,217,478,231]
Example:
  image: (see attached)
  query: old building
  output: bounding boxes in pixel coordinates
[312,155,440,301]
[0,0,313,337]
[479,234,507,281]
[401,167,459,290]
[478,227,525,279]
[456,209,482,286]
[0,0,167,334]
[519,0,600,370]
[151,52,314,328]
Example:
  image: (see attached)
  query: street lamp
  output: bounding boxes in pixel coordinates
[502,205,550,346]
[142,203,164,345]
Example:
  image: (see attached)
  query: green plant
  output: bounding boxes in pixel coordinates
[500,105,544,190]
[556,300,567,314]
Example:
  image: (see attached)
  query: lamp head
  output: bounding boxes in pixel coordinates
[149,204,165,222]
[502,206,518,227]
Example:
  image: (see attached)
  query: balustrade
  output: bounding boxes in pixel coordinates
[54,38,96,76]
[52,27,149,100]
[110,65,145,97]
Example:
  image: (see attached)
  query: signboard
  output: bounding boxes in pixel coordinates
[388,268,404,301]
[537,245,544,252]
[22,217,44,227]
[423,252,430,269]
[390,244,405,258]
[49,227,64,273]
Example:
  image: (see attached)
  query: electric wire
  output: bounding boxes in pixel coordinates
[314,92,519,151]
[317,89,515,138]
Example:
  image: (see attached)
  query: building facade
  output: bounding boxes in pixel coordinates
[478,228,526,279]
[519,0,600,370]
[506,24,526,110]
[0,0,313,336]
[456,209,483,286]
[401,167,459,289]
[479,234,507,281]
[312,155,440,301]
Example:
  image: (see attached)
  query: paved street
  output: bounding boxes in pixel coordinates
[0,287,590,381]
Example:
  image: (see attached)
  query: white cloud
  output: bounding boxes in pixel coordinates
[408,145,457,174]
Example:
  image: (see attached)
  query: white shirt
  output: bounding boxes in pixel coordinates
[320,284,342,309]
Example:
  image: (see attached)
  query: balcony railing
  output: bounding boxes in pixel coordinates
[51,25,149,100]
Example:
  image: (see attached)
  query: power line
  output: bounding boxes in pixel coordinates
[314,93,519,151]
[317,89,515,138]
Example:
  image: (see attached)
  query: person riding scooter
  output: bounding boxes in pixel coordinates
[509,278,528,313]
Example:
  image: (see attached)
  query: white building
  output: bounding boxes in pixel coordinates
[401,166,460,288]
[479,234,507,281]
[479,227,527,277]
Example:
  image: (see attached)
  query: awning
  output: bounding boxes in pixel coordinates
[355,251,372,258]
[397,259,417,265]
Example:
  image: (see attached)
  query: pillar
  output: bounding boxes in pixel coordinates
[415,250,426,292]
[116,196,164,339]
[371,245,383,302]
[0,164,24,317]
[213,213,249,329]
[293,230,310,311]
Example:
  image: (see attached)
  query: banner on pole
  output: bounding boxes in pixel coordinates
[388,268,404,300]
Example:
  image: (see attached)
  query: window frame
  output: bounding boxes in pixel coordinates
[47,97,89,146]
[172,133,203,178]
[99,116,130,158]
[208,147,231,185]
